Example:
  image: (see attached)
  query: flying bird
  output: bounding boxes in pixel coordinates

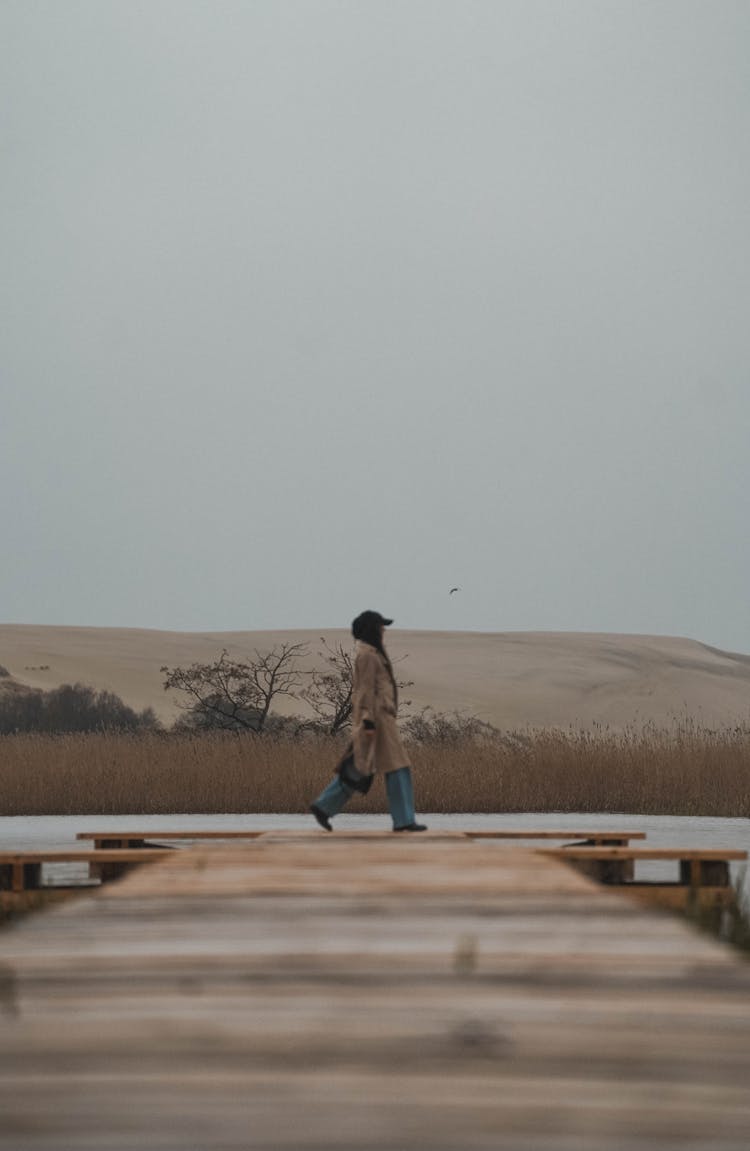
[449,586,461,595]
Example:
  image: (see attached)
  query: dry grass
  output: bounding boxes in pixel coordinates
[1,721,749,816]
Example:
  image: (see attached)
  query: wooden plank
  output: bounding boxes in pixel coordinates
[5,976,750,1069]
[467,830,647,842]
[75,833,268,851]
[2,1069,750,1151]
[0,850,176,864]
[2,901,741,990]
[77,829,648,846]
[0,850,173,892]
[539,847,747,860]
[75,828,471,847]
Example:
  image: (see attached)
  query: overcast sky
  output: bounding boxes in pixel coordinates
[2,1,749,650]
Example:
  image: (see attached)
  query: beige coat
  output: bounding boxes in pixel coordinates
[352,641,411,776]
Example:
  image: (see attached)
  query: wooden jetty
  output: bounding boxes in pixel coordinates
[1,830,749,1150]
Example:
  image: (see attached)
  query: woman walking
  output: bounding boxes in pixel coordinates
[310,611,427,832]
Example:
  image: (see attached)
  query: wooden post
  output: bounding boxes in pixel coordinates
[680,859,730,888]
[1,862,42,893]
[89,859,132,883]
[570,857,632,884]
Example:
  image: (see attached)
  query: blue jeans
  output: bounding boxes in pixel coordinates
[312,766,416,829]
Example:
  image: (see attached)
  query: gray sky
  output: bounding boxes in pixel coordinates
[2,1,749,650]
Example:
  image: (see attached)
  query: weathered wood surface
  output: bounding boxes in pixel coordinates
[1,830,749,1150]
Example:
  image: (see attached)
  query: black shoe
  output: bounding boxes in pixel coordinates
[310,804,333,832]
[394,822,428,832]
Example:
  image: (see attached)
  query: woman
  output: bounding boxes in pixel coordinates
[310,610,427,832]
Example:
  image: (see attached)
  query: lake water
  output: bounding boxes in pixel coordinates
[2,811,748,898]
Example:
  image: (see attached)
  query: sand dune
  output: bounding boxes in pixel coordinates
[1,624,749,730]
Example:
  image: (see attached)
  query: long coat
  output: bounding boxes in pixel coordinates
[352,641,411,776]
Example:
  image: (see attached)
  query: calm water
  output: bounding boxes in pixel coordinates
[2,811,748,897]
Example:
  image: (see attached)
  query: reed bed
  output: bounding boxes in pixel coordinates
[1,721,749,816]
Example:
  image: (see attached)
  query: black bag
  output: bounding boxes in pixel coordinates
[336,743,374,795]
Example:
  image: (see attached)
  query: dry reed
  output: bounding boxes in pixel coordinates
[1,721,749,816]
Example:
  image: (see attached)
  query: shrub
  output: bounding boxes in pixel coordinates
[1,719,749,817]
[400,707,503,745]
[0,682,160,735]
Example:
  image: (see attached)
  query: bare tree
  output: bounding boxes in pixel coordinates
[161,644,308,733]
[299,638,414,736]
[298,639,355,736]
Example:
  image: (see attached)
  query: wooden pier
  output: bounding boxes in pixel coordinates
[1,830,749,1150]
